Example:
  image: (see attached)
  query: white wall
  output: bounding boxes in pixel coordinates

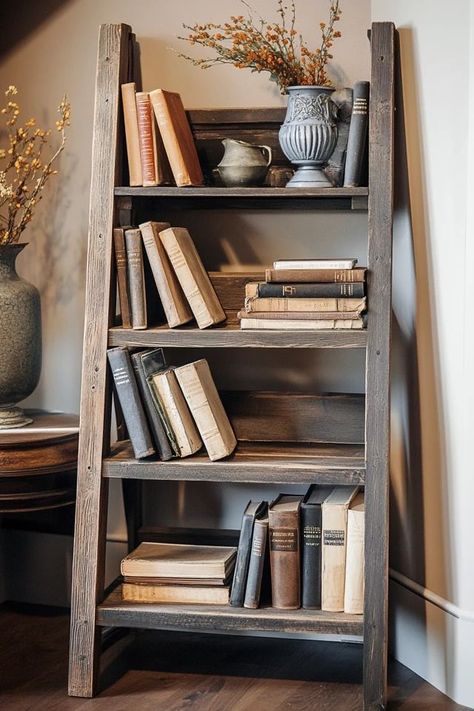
[371,0,474,706]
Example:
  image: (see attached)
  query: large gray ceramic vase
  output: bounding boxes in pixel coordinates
[0,244,41,428]
[279,85,338,187]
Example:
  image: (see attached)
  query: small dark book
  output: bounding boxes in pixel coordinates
[268,494,303,609]
[140,349,180,457]
[130,348,174,461]
[243,514,269,609]
[344,81,370,187]
[230,500,268,607]
[113,227,132,329]
[125,228,147,329]
[107,347,155,459]
[254,282,365,299]
[301,485,334,609]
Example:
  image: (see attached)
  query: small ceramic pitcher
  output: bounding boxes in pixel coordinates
[217,139,272,187]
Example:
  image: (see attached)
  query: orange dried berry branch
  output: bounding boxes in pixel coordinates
[0,86,70,245]
[178,0,342,93]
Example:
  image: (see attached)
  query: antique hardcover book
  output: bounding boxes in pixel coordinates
[243,514,269,609]
[113,227,132,328]
[273,259,357,270]
[139,221,193,328]
[344,81,370,187]
[135,91,159,186]
[121,82,142,186]
[122,575,232,586]
[230,501,268,607]
[148,368,202,458]
[239,317,364,330]
[344,492,365,614]
[107,347,155,459]
[324,87,353,187]
[238,310,363,321]
[247,282,365,299]
[159,227,226,329]
[301,485,334,609]
[124,228,147,330]
[268,494,303,609]
[244,297,367,314]
[121,542,236,579]
[122,582,230,604]
[265,268,367,284]
[149,89,204,187]
[321,486,359,612]
[174,359,237,461]
[130,349,174,461]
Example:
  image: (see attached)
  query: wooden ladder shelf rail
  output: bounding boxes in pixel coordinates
[68,22,395,711]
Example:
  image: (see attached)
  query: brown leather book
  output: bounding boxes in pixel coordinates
[268,494,303,609]
[121,82,142,186]
[113,227,132,328]
[265,268,367,284]
[139,221,193,328]
[159,227,226,329]
[150,89,204,187]
[135,92,158,186]
[124,228,147,329]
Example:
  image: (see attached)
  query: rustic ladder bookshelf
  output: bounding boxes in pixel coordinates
[68,22,395,710]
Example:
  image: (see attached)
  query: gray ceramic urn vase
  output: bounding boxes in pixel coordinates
[279,85,338,187]
[0,244,41,428]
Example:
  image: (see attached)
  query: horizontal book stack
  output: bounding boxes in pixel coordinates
[114,223,225,330]
[108,347,237,462]
[121,542,237,604]
[239,258,367,331]
[121,84,203,187]
[230,486,364,613]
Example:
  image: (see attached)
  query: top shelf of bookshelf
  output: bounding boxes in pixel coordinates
[114,186,369,211]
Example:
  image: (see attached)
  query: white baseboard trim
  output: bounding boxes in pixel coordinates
[389,567,474,622]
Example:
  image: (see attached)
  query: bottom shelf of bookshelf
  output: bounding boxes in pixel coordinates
[97,585,363,637]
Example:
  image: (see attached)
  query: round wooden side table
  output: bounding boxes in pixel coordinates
[0,411,79,514]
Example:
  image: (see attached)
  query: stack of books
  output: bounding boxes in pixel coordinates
[121,542,237,604]
[230,486,364,613]
[238,258,367,331]
[121,84,203,187]
[114,223,225,330]
[108,347,237,462]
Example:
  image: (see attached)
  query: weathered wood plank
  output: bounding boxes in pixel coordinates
[364,22,395,711]
[103,440,365,485]
[108,324,368,349]
[68,23,131,699]
[97,586,364,636]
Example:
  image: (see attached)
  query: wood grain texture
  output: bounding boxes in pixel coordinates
[103,440,365,485]
[364,22,395,711]
[108,324,368,349]
[68,23,131,699]
[97,585,364,636]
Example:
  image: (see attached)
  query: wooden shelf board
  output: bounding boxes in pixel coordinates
[103,441,366,485]
[97,585,363,636]
[108,324,368,349]
[115,186,368,198]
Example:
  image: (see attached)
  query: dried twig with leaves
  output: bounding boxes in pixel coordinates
[0,86,71,245]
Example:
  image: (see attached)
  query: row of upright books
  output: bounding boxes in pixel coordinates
[114,222,225,330]
[231,486,364,613]
[120,484,364,613]
[238,258,367,331]
[108,347,236,461]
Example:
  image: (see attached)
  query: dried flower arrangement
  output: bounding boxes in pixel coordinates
[178,0,342,93]
[0,86,71,245]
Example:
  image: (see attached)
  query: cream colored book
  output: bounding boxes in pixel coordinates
[121,82,142,186]
[240,318,364,330]
[121,542,237,579]
[139,221,193,328]
[148,368,202,458]
[175,359,237,461]
[122,582,230,604]
[159,227,226,329]
[321,486,359,612]
[245,295,366,313]
[344,493,365,614]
